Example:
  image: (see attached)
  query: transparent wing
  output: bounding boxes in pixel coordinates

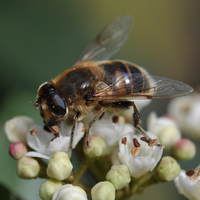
[91,73,194,100]
[75,16,132,65]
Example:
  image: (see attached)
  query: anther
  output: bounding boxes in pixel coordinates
[148,139,159,147]
[140,137,149,143]
[195,167,200,177]
[30,129,37,136]
[122,137,127,145]
[51,125,60,134]
[112,116,119,123]
[133,138,140,147]
[131,146,139,156]
[186,169,195,177]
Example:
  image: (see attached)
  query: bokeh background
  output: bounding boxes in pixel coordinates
[0,1,200,199]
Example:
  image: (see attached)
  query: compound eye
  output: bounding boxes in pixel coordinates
[47,93,66,118]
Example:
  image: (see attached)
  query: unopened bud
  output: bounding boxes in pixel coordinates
[9,142,28,159]
[171,138,196,161]
[83,135,106,158]
[17,156,41,179]
[147,112,181,150]
[106,165,131,190]
[156,156,181,182]
[91,181,115,200]
[39,179,62,200]
[4,116,34,143]
[47,152,73,181]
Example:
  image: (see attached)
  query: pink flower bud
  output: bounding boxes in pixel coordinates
[172,138,196,161]
[9,142,28,159]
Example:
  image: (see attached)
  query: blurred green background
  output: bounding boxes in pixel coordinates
[0,1,200,199]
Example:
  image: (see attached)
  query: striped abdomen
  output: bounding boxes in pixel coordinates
[99,60,151,95]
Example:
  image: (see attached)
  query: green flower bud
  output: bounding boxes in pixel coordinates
[83,135,106,158]
[39,179,62,200]
[156,156,181,182]
[106,165,131,190]
[16,156,40,179]
[91,181,115,200]
[47,152,73,181]
[171,138,196,161]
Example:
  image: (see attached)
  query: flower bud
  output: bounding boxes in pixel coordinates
[91,181,115,200]
[156,156,181,182]
[39,179,62,200]
[171,138,196,161]
[147,112,181,150]
[4,116,34,144]
[47,152,73,181]
[52,184,88,200]
[16,156,41,179]
[106,165,131,190]
[83,135,106,158]
[9,142,28,159]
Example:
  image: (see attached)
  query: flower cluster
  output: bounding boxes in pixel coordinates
[4,93,198,200]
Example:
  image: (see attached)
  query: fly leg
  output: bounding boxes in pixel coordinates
[86,107,107,148]
[69,112,81,149]
[131,102,163,148]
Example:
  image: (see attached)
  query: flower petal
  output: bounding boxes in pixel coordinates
[25,151,50,160]
[27,124,54,154]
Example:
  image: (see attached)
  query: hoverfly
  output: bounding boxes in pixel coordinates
[34,16,193,148]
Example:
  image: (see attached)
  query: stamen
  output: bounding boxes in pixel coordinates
[186,169,195,177]
[51,125,60,134]
[131,146,139,156]
[121,137,127,145]
[133,138,140,147]
[140,137,149,143]
[51,136,58,142]
[148,139,159,147]
[30,129,37,137]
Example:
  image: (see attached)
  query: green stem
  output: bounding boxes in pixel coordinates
[73,159,89,185]
[75,183,91,194]
[131,169,156,194]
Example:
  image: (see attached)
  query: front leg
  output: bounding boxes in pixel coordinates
[69,111,81,149]
[86,107,107,147]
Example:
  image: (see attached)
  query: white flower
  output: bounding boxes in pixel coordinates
[4,116,34,144]
[168,93,200,139]
[52,184,88,200]
[90,113,135,155]
[174,166,200,200]
[25,121,85,159]
[118,132,163,178]
[147,112,181,150]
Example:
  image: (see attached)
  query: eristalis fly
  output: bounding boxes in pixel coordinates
[34,16,193,149]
